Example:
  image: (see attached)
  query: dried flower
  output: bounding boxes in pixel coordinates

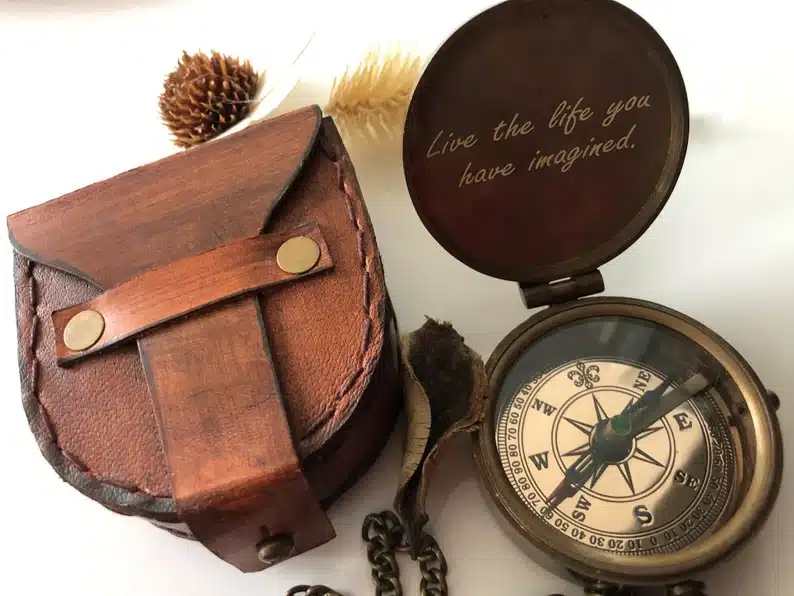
[325,45,423,144]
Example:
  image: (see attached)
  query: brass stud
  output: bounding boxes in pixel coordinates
[63,309,105,352]
[256,534,294,565]
[276,236,321,275]
[766,389,780,412]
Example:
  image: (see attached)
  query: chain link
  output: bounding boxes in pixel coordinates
[284,512,705,596]
[417,533,447,596]
[287,511,447,596]
[362,511,409,596]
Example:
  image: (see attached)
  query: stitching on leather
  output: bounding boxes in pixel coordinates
[23,259,168,499]
[20,123,384,503]
[303,139,380,438]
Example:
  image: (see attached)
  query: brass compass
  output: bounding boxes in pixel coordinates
[477,299,780,593]
[400,0,784,593]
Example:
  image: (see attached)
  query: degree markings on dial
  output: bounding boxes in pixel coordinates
[498,356,735,556]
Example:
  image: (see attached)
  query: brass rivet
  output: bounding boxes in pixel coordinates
[63,310,105,352]
[256,534,294,565]
[276,236,321,274]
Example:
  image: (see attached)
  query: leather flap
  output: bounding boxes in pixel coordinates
[6,105,322,289]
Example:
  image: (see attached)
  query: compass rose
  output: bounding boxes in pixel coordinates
[552,389,674,501]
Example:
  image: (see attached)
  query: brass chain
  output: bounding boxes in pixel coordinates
[286,511,448,596]
[285,513,706,596]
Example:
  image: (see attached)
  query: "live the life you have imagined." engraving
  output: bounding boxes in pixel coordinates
[423,95,651,188]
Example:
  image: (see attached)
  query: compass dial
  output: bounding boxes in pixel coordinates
[492,314,740,557]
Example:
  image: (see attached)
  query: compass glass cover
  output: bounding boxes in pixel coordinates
[494,315,743,556]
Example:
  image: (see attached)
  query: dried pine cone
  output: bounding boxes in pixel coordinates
[158,50,261,148]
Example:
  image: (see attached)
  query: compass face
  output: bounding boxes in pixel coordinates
[494,315,739,556]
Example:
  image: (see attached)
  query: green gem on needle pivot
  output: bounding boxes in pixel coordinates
[595,414,634,463]
[609,414,632,437]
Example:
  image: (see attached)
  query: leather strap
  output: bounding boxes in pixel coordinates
[48,221,337,572]
[51,222,331,365]
[140,296,336,572]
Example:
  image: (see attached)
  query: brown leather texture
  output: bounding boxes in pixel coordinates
[8,106,321,287]
[52,222,332,365]
[9,106,403,572]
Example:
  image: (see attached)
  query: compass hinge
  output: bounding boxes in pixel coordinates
[519,270,605,310]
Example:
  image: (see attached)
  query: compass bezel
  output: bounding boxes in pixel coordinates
[473,296,782,586]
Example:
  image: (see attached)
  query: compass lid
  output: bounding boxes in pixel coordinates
[402,0,689,284]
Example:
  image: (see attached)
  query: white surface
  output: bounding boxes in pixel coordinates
[0,1,793,594]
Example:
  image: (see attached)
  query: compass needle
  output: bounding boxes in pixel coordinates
[545,450,595,513]
[562,441,591,458]
[490,288,786,596]
[635,426,663,440]
[589,462,609,489]
[492,332,756,587]
[395,0,784,592]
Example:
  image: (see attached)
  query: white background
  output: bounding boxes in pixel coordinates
[1,0,793,594]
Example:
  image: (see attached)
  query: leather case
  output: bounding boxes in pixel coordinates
[8,105,403,573]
